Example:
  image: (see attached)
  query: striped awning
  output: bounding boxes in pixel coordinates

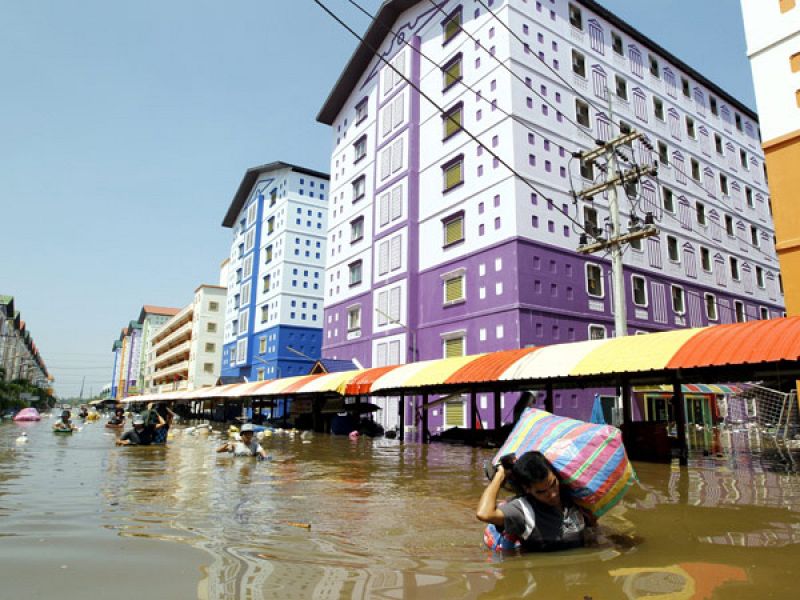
[115,318,800,405]
[634,383,744,395]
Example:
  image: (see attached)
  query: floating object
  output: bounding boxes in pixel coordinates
[53,429,73,435]
[302,440,311,445]
[348,430,360,440]
[13,408,41,422]
[492,408,636,517]
[15,432,28,445]
[300,430,312,440]
[286,521,311,529]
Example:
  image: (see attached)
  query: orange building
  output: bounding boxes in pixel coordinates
[742,0,800,313]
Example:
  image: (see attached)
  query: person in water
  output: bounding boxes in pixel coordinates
[216,423,267,459]
[53,410,77,432]
[116,415,155,446]
[477,451,596,552]
[151,402,175,444]
[107,406,126,428]
[78,405,89,419]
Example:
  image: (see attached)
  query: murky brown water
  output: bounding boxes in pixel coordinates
[1,417,799,599]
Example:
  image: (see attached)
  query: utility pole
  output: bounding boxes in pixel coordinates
[576,129,659,338]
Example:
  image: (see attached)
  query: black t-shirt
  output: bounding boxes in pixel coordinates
[120,427,154,445]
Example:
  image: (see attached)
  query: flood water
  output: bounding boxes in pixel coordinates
[1,417,799,599]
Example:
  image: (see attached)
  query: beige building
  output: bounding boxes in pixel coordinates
[144,285,226,393]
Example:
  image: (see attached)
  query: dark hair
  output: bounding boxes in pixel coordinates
[511,451,556,487]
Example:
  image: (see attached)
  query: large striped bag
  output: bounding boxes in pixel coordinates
[492,408,636,517]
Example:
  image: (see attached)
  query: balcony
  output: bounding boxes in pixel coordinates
[153,360,189,383]
[153,341,191,368]
[151,305,193,344]
[153,321,192,352]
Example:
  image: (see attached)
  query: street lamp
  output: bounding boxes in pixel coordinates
[374,307,417,363]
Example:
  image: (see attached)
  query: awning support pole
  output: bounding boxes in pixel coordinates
[622,379,632,425]
[470,390,478,430]
[493,390,502,430]
[398,393,405,443]
[672,379,688,466]
[545,384,554,413]
[422,393,429,444]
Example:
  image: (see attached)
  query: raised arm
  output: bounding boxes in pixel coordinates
[476,465,509,527]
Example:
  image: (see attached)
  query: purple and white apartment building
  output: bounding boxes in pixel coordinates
[316,0,784,432]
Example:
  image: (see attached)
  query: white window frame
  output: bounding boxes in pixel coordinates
[631,275,648,307]
[585,263,604,298]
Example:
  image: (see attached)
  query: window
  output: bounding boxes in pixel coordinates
[725,215,734,236]
[352,175,365,202]
[705,293,718,320]
[696,202,706,226]
[589,325,606,340]
[714,134,723,154]
[745,186,754,207]
[207,322,217,333]
[354,136,367,163]
[667,236,679,262]
[658,141,669,165]
[781,0,796,13]
[671,286,685,314]
[260,305,268,323]
[443,213,464,246]
[740,149,748,169]
[653,97,664,121]
[262,274,271,293]
[269,189,277,207]
[347,306,361,332]
[572,50,586,78]
[205,342,216,353]
[442,54,462,90]
[691,158,701,181]
[442,7,462,44]
[586,264,603,297]
[350,216,364,242]
[735,113,743,132]
[662,187,675,213]
[265,245,273,263]
[792,52,800,72]
[444,273,465,303]
[208,301,219,312]
[756,266,765,288]
[735,300,745,323]
[632,275,647,306]
[569,3,583,29]
[583,206,598,234]
[349,260,363,286]
[355,98,368,124]
[444,397,465,427]
[730,257,740,281]
[267,216,275,234]
[648,54,660,78]
[709,96,719,116]
[685,116,696,139]
[751,225,759,247]
[259,337,266,353]
[256,368,265,381]
[203,363,214,374]
[444,336,465,358]
[701,247,711,272]
[442,155,464,191]
[681,77,691,98]
[760,306,769,320]
[720,174,729,195]
[442,103,463,139]
[612,32,623,55]
[615,75,628,100]
[575,99,590,127]
[580,158,594,180]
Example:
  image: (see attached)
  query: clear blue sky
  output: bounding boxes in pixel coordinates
[0,0,754,397]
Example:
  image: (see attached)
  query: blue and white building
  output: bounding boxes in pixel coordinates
[221,162,330,381]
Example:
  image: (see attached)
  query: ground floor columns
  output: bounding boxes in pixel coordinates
[544,384,554,413]
[672,380,688,466]
[398,393,405,442]
[493,390,502,429]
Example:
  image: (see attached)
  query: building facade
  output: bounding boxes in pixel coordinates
[0,295,49,386]
[220,162,329,382]
[741,0,800,314]
[144,285,226,393]
[136,306,180,391]
[316,0,784,429]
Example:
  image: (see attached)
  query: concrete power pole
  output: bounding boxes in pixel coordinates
[576,129,659,338]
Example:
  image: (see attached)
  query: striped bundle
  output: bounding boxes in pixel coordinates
[492,408,636,516]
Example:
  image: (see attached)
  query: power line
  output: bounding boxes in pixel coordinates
[314,0,593,236]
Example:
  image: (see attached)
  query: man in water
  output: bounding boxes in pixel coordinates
[216,423,267,459]
[53,410,77,432]
[477,451,596,552]
[116,415,154,446]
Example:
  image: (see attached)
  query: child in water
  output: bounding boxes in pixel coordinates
[217,423,267,459]
[53,410,78,432]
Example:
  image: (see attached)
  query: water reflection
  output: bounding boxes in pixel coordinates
[1,420,800,598]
